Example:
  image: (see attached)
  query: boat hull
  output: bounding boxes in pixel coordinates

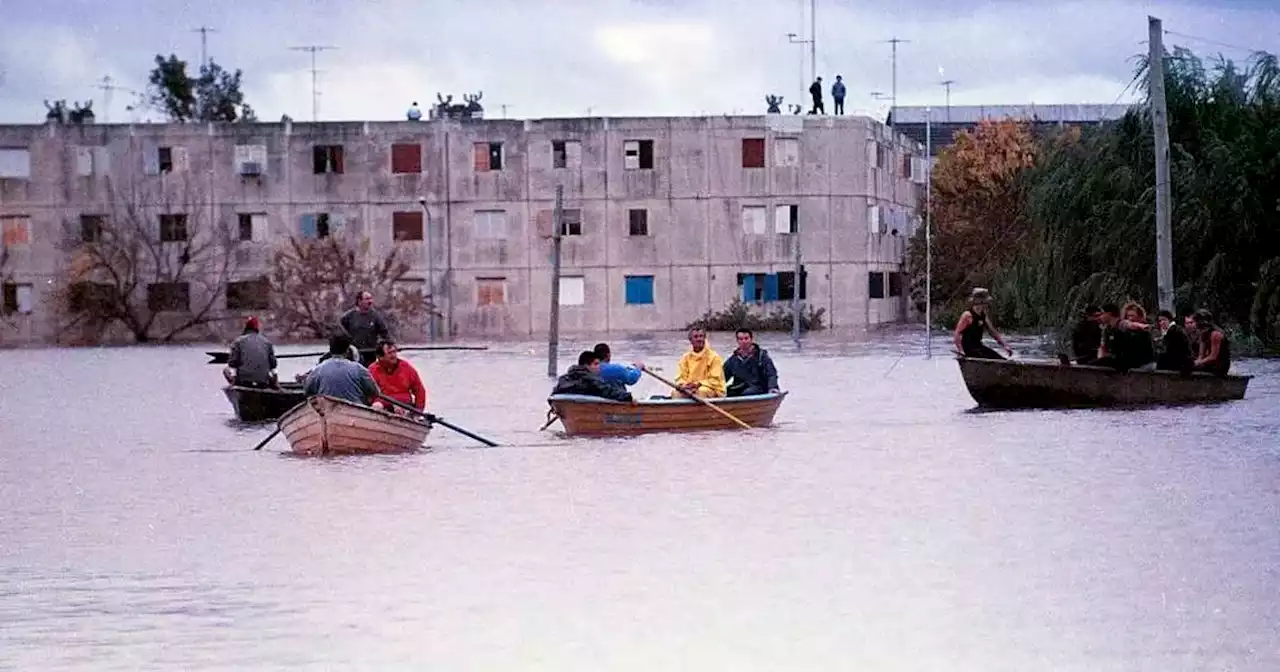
[277,396,431,456]
[223,383,307,422]
[957,356,1251,409]
[548,392,787,437]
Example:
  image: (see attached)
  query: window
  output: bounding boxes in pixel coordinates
[901,153,914,179]
[888,272,904,297]
[159,214,189,242]
[158,146,174,173]
[624,275,654,305]
[741,205,767,234]
[237,213,267,242]
[473,210,507,239]
[234,144,267,176]
[623,139,654,170]
[1,282,33,315]
[867,204,883,234]
[68,281,113,314]
[313,145,345,174]
[559,209,582,236]
[1,215,30,246]
[391,143,422,174]
[559,276,585,306]
[736,271,806,302]
[144,146,185,175]
[147,282,190,312]
[868,271,886,299]
[80,214,105,243]
[774,205,798,234]
[742,138,765,168]
[777,269,808,301]
[0,148,32,178]
[226,277,271,310]
[299,213,332,239]
[473,142,503,171]
[865,140,883,169]
[552,140,581,169]
[477,277,506,306]
[774,138,799,167]
[392,211,425,241]
[628,209,649,236]
[75,146,110,177]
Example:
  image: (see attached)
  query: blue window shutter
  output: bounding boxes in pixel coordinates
[625,276,654,305]
[763,274,779,301]
[299,214,317,238]
[742,275,756,302]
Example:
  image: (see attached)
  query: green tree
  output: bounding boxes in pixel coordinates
[147,54,257,122]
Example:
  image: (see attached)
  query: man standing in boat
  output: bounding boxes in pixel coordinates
[723,329,780,397]
[340,291,392,366]
[304,334,381,406]
[222,316,278,388]
[369,340,429,413]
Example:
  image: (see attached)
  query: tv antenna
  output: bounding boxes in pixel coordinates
[192,26,217,66]
[98,75,141,123]
[290,45,338,121]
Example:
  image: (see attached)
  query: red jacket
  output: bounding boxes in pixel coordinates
[369,359,428,410]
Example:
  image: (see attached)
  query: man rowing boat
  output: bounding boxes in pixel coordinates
[222,316,278,388]
[303,334,381,406]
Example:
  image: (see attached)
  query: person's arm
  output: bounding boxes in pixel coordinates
[409,369,428,410]
[267,343,277,370]
[702,355,727,397]
[762,352,780,392]
[375,312,392,340]
[622,364,642,386]
[227,339,242,369]
[303,371,318,397]
[1196,331,1222,365]
[339,309,353,334]
[675,354,690,387]
[953,312,972,353]
[358,369,382,405]
[985,318,1012,353]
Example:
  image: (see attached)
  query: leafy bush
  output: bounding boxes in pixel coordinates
[686,298,826,332]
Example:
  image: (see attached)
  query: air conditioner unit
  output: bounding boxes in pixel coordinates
[240,162,263,176]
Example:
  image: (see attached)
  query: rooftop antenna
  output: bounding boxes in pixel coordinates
[499,104,513,118]
[192,26,217,66]
[883,37,911,131]
[290,45,338,122]
[98,75,141,123]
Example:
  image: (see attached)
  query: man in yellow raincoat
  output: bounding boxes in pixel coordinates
[672,327,727,398]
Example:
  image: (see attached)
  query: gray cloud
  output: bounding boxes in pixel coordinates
[0,0,1276,124]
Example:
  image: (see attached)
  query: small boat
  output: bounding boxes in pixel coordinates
[548,391,787,437]
[957,356,1251,409]
[277,395,431,456]
[223,382,307,422]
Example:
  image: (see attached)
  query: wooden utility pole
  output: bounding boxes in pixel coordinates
[1148,16,1175,313]
[547,185,564,377]
[792,216,803,347]
[925,107,933,358]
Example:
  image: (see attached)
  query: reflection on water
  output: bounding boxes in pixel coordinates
[1,330,1278,671]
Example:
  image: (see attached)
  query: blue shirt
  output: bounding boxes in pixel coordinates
[303,358,380,405]
[598,362,641,386]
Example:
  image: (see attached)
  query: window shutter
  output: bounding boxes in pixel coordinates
[299,214,317,238]
[473,143,490,172]
[75,147,93,176]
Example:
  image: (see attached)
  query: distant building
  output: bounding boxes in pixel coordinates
[887,104,1134,156]
[0,114,924,345]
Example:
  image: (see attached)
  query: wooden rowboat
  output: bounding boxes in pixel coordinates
[277,395,431,456]
[548,392,787,437]
[223,382,307,422]
[957,356,1251,409]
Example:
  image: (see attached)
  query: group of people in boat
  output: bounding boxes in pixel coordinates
[222,291,430,415]
[953,287,1232,376]
[551,327,782,402]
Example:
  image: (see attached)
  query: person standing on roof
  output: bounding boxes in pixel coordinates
[831,76,846,115]
[809,77,825,114]
[340,290,392,366]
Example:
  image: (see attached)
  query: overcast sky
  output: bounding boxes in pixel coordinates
[0,0,1276,124]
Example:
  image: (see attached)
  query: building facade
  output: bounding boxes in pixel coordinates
[0,114,925,345]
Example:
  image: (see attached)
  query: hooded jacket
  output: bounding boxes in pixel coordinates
[552,365,633,402]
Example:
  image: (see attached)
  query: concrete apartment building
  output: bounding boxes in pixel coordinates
[0,114,925,345]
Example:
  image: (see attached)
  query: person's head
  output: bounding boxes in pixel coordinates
[329,332,353,356]
[376,339,399,364]
[1084,305,1101,321]
[577,350,600,374]
[243,316,261,334]
[1157,310,1174,330]
[836,75,843,82]
[592,343,611,363]
[1099,303,1121,327]
[1183,314,1195,330]
[688,327,707,352]
[1122,301,1146,324]
[735,328,755,351]
[969,287,992,314]
[1191,309,1215,332]
[356,291,374,311]
[816,76,823,82]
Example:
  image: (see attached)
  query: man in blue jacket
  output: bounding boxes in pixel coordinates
[722,329,780,397]
[592,343,646,389]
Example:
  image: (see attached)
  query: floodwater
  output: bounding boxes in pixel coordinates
[2,331,1278,671]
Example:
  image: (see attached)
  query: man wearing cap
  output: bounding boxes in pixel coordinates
[222,316,279,388]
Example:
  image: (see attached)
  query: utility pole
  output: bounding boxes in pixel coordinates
[925,106,933,358]
[1148,16,1174,314]
[192,26,217,66]
[498,104,513,118]
[809,0,816,86]
[940,79,955,110]
[547,185,565,377]
[290,45,337,122]
[99,76,114,123]
[792,210,803,348]
[420,199,436,342]
[884,37,910,130]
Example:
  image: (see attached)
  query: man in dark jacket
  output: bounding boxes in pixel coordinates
[222,316,278,388]
[1155,310,1193,372]
[722,329,780,397]
[552,351,633,402]
[340,290,392,366]
[1070,305,1102,365]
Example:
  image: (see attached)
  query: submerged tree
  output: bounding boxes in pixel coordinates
[267,234,436,339]
[147,54,257,122]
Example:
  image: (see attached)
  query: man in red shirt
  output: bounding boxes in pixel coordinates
[368,340,428,413]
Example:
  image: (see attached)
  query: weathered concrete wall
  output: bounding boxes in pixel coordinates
[0,115,923,345]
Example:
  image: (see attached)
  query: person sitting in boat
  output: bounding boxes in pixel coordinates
[222,316,278,388]
[369,340,428,413]
[1094,302,1156,371]
[723,328,779,397]
[1155,310,1194,372]
[952,288,1012,359]
[1190,309,1231,376]
[552,351,634,402]
[340,290,393,366]
[592,343,646,390]
[672,327,727,398]
[303,334,382,406]
[1070,305,1103,365]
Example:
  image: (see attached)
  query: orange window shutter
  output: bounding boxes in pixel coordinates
[473,143,490,172]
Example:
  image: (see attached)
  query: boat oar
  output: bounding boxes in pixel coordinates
[376,394,499,447]
[207,345,489,365]
[539,410,561,431]
[251,427,281,451]
[640,369,752,430]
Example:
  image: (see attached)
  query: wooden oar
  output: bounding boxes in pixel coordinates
[207,344,489,365]
[641,369,752,430]
[376,394,499,447]
[251,427,281,451]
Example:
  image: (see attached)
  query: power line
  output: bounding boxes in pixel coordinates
[192,26,217,66]
[1162,29,1274,56]
[290,45,338,122]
